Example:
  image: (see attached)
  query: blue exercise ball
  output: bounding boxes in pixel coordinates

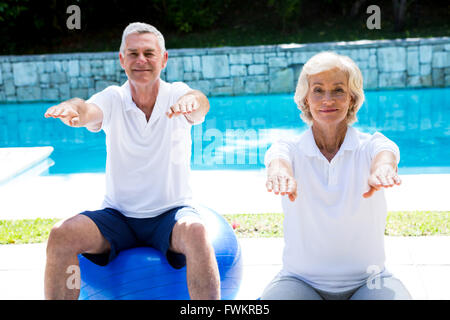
[78,206,243,300]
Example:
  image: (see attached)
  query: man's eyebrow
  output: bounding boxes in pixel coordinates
[127,48,155,52]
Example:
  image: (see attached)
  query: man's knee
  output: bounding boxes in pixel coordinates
[47,218,79,255]
[47,217,80,252]
[172,218,211,255]
[47,215,106,256]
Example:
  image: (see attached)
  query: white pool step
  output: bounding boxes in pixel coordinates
[0,147,54,185]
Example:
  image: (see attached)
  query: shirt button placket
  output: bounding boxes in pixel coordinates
[329,159,337,185]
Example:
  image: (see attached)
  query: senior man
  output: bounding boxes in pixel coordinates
[43,22,220,300]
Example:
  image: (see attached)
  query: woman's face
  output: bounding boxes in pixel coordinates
[305,68,354,127]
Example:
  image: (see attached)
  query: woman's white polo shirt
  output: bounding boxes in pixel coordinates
[264,126,400,292]
[87,79,194,218]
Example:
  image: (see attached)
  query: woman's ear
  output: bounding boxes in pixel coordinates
[304,98,309,108]
[350,95,356,107]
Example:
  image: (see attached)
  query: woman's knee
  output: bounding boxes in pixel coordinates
[350,276,412,300]
[261,275,323,300]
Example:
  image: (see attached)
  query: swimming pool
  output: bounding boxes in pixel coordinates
[0,87,449,174]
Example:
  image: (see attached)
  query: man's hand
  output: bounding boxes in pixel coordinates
[166,94,199,120]
[166,90,209,125]
[266,159,298,202]
[44,98,102,131]
[44,101,84,127]
[363,152,402,198]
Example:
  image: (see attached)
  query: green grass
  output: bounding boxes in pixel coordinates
[385,211,450,237]
[0,218,60,244]
[0,211,449,244]
[224,211,450,238]
[224,213,284,238]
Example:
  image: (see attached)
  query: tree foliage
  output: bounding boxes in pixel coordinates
[0,0,448,54]
[0,0,29,23]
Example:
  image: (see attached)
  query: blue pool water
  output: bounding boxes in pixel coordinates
[1,87,449,174]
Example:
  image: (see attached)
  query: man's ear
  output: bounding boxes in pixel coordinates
[162,51,168,69]
[119,52,125,70]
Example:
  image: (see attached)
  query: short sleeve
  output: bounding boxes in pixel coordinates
[170,82,192,102]
[369,132,401,164]
[86,86,116,132]
[264,139,295,168]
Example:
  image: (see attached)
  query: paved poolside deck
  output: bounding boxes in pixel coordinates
[0,150,449,300]
[0,237,449,300]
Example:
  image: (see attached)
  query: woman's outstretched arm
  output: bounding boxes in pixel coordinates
[363,150,402,198]
[266,158,298,202]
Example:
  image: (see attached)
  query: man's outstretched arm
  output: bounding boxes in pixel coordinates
[44,98,103,132]
[166,90,210,125]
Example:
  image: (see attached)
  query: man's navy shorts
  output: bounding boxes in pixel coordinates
[79,206,200,269]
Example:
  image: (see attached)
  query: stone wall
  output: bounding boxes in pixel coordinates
[0,37,449,102]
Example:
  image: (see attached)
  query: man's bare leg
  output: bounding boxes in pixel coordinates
[44,214,110,300]
[171,217,221,300]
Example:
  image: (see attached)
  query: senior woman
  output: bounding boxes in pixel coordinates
[261,51,412,300]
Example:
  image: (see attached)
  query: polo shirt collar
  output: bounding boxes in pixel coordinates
[339,126,359,152]
[121,80,135,112]
[121,79,169,125]
[300,125,359,158]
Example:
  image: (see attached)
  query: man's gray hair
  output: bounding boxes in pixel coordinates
[119,22,166,55]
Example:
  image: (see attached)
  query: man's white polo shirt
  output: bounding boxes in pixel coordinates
[87,79,194,218]
[264,126,400,292]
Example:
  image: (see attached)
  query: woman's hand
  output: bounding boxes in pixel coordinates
[266,159,298,202]
[363,151,401,198]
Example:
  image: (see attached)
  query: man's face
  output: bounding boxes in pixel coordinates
[119,32,168,85]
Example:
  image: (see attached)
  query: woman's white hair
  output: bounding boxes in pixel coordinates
[119,22,166,55]
[294,51,365,126]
